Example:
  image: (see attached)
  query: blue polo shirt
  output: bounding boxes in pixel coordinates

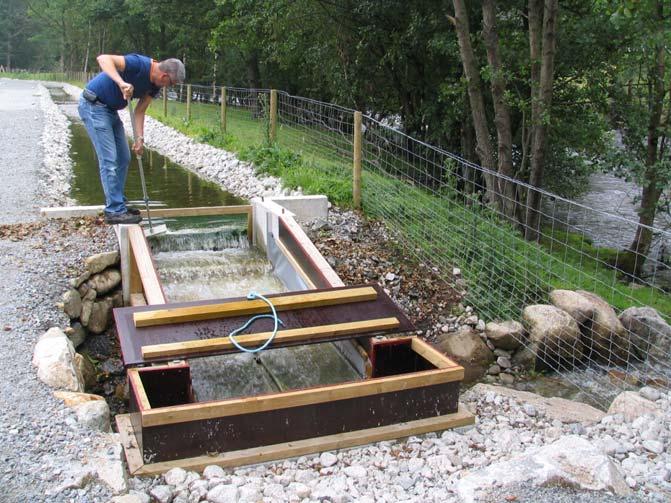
[86,54,160,110]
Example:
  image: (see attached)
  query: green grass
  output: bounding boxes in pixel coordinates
[8,72,669,320]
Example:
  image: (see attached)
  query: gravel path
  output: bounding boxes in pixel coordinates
[0,79,118,502]
[0,79,43,223]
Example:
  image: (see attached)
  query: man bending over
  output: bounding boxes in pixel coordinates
[78,54,185,224]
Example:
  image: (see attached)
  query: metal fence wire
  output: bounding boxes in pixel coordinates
[38,71,670,408]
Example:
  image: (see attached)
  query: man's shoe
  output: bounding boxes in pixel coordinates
[104,212,142,225]
[126,207,141,216]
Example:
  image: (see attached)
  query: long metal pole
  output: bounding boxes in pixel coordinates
[127,99,153,231]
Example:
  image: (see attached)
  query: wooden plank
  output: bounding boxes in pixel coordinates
[128,225,166,306]
[353,111,362,209]
[247,210,253,245]
[119,225,131,306]
[275,238,316,289]
[117,405,474,476]
[128,369,151,411]
[133,286,377,328]
[141,365,463,427]
[141,317,400,360]
[279,215,344,287]
[411,338,459,370]
[139,205,251,219]
[40,205,105,218]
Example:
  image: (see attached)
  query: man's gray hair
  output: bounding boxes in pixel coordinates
[158,58,185,84]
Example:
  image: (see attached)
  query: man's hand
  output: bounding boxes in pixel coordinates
[132,137,144,156]
[119,81,134,100]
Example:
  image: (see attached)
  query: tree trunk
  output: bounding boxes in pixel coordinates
[451,0,498,206]
[6,31,11,70]
[524,0,559,241]
[482,0,517,221]
[83,21,91,73]
[626,9,666,275]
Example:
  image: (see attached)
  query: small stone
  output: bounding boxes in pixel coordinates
[344,465,367,478]
[203,465,225,480]
[164,467,187,486]
[408,457,425,473]
[626,476,637,489]
[496,356,512,369]
[522,404,537,417]
[639,386,661,402]
[642,440,664,454]
[499,373,515,385]
[149,485,173,503]
[320,452,338,467]
[207,484,239,503]
[487,364,501,376]
[385,272,396,282]
[452,267,461,276]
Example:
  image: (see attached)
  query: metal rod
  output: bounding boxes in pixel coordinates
[127,99,153,231]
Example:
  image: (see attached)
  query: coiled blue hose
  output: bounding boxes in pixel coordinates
[228,291,283,353]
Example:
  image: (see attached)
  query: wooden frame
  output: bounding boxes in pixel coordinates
[128,225,166,306]
[133,286,378,327]
[121,336,471,472]
[117,405,474,476]
[141,317,400,360]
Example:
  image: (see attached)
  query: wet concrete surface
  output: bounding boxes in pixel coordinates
[0,79,44,224]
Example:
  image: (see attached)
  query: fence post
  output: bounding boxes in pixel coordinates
[353,111,363,209]
[162,86,167,117]
[220,87,227,132]
[269,89,277,143]
[186,83,192,122]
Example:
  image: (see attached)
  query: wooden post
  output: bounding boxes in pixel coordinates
[186,83,192,122]
[269,89,278,143]
[220,86,227,132]
[353,111,363,209]
[162,86,167,117]
[119,225,131,306]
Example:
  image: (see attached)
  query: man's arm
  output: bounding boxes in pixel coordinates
[131,94,153,155]
[96,54,133,99]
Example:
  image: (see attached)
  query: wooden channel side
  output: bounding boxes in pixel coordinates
[411,338,460,370]
[128,369,151,411]
[128,225,166,305]
[140,365,464,427]
[141,317,400,360]
[275,238,316,289]
[133,286,378,328]
[117,405,475,476]
[139,205,252,218]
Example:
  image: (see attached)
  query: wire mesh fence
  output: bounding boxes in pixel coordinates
[18,71,669,407]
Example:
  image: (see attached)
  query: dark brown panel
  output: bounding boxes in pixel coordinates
[278,218,332,289]
[139,366,194,408]
[370,338,436,377]
[114,284,414,366]
[140,381,460,463]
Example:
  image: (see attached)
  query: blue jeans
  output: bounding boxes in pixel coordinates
[78,97,130,215]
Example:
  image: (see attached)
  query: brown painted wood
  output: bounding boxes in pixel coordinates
[141,365,463,427]
[133,286,378,328]
[115,284,415,367]
[141,380,462,462]
[141,318,400,360]
[116,405,474,475]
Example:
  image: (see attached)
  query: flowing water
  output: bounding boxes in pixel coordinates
[149,225,361,402]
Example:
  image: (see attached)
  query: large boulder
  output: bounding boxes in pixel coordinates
[87,298,114,334]
[32,327,84,392]
[464,383,605,424]
[619,306,671,363]
[64,322,86,348]
[607,391,661,422]
[62,289,82,319]
[53,391,110,432]
[435,326,494,383]
[85,251,120,274]
[577,291,631,366]
[456,435,630,503]
[522,305,583,371]
[74,353,97,389]
[86,269,121,296]
[549,289,595,325]
[484,320,524,351]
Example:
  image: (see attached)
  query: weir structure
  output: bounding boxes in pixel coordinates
[109,197,473,475]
